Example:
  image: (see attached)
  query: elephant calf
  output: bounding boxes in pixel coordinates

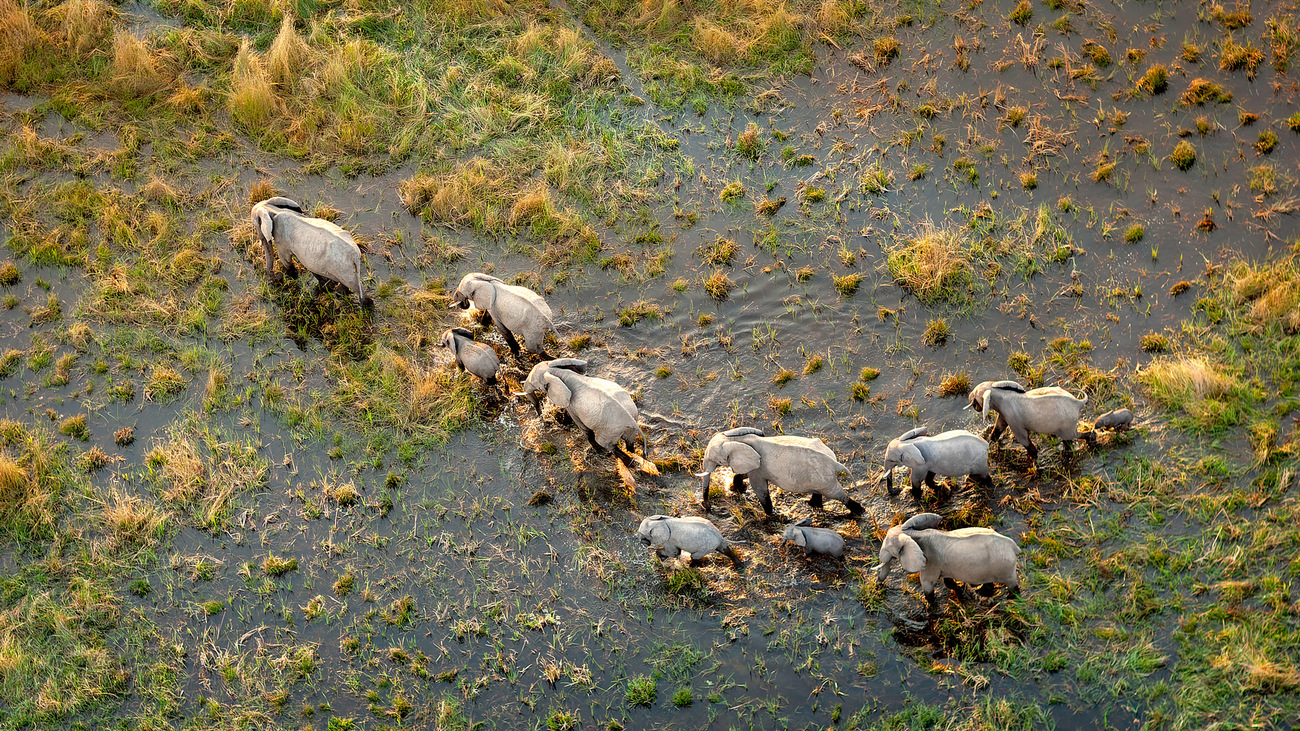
[781,524,846,558]
[1093,409,1134,432]
[437,328,500,386]
[874,513,1020,607]
[883,427,991,500]
[696,427,863,516]
[637,515,742,567]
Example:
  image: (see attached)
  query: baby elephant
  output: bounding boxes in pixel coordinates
[1093,409,1134,432]
[637,515,742,567]
[781,524,846,558]
[874,513,1020,607]
[437,328,500,386]
[883,427,992,500]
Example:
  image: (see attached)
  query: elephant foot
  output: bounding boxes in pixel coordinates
[808,493,823,509]
[977,583,997,598]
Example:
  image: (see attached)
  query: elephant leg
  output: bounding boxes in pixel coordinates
[477,310,493,328]
[909,474,925,501]
[943,577,961,591]
[500,327,522,358]
[1081,429,1097,447]
[988,415,1008,443]
[751,476,775,516]
[730,473,748,493]
[808,493,823,509]
[720,546,744,568]
[1023,434,1039,462]
[925,472,945,497]
[554,409,572,426]
[582,428,604,453]
[977,583,997,597]
[612,442,636,467]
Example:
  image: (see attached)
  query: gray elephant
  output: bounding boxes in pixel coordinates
[450,272,553,358]
[781,522,846,558]
[1093,409,1133,432]
[637,515,742,567]
[696,427,863,516]
[516,358,646,464]
[874,513,1020,606]
[251,197,371,308]
[970,380,1092,462]
[436,327,500,386]
[883,427,992,499]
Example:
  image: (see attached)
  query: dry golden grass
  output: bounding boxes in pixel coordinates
[694,19,742,64]
[885,225,972,303]
[815,0,851,35]
[267,13,311,89]
[140,177,178,206]
[510,183,552,227]
[54,0,113,57]
[400,159,508,227]
[1141,357,1240,404]
[0,457,40,527]
[100,489,166,548]
[152,440,205,505]
[1228,261,1300,333]
[0,0,42,84]
[110,33,167,98]
[229,39,277,129]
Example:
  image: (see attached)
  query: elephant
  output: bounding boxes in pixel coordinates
[873,513,1020,606]
[637,515,742,567]
[883,427,992,499]
[515,359,646,464]
[695,427,863,516]
[450,272,553,358]
[251,197,371,308]
[972,381,1092,462]
[436,327,500,386]
[781,522,846,558]
[1093,409,1134,432]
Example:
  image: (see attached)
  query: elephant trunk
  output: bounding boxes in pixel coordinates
[886,468,893,494]
[527,392,542,416]
[875,558,892,583]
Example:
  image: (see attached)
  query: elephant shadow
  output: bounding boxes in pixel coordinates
[272,279,373,360]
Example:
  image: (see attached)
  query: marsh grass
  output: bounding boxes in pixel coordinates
[885,225,973,304]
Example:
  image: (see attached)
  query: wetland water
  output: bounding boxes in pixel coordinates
[1,0,1297,727]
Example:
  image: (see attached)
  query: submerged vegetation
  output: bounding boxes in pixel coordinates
[0,0,1297,727]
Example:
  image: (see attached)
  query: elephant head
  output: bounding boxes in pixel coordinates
[967,379,1024,412]
[695,428,764,509]
[450,272,504,310]
[781,525,807,548]
[514,358,588,415]
[636,515,672,548]
[883,427,928,494]
[437,327,473,354]
[253,207,276,246]
[873,512,943,582]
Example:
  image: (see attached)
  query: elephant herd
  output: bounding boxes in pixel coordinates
[250,198,1136,612]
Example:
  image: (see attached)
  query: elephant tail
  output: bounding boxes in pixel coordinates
[353,258,371,308]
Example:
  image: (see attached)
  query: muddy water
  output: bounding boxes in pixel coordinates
[3,0,1295,726]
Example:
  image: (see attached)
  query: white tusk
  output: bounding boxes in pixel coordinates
[693,471,710,478]
[870,564,885,573]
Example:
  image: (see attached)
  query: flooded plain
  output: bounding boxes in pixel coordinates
[0,0,1297,728]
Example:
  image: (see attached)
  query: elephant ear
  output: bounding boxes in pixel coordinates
[546,358,588,374]
[467,278,497,308]
[542,372,573,409]
[792,528,807,547]
[723,427,764,438]
[900,443,926,471]
[899,427,928,441]
[649,521,670,546]
[897,533,926,573]
[990,380,1026,393]
[263,196,303,213]
[255,209,274,243]
[450,327,474,339]
[721,441,761,474]
[901,513,943,532]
